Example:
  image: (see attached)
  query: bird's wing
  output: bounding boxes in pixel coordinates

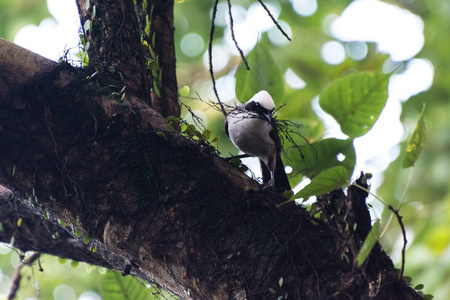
[269,120,283,152]
[224,117,229,137]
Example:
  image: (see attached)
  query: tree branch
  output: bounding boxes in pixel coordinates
[8,252,41,300]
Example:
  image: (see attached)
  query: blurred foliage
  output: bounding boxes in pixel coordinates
[100,270,177,300]
[0,0,50,41]
[0,246,103,299]
[1,0,450,298]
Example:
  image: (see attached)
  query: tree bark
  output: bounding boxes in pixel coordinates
[0,1,421,298]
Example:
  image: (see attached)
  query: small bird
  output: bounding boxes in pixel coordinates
[225,90,291,190]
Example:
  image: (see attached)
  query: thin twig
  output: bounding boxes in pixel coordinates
[8,252,41,300]
[380,167,414,238]
[257,0,291,41]
[388,205,407,280]
[208,0,227,117]
[227,0,250,70]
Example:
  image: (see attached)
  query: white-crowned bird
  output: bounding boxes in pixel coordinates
[225,90,291,190]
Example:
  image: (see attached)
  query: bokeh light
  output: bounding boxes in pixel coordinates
[180,33,205,57]
[331,0,424,61]
[291,0,318,17]
[285,68,306,89]
[321,41,346,65]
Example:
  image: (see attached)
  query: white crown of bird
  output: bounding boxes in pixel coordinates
[246,90,275,111]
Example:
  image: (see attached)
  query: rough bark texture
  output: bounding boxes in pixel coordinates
[0,1,421,299]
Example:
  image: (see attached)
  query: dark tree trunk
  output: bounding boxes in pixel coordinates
[0,1,420,299]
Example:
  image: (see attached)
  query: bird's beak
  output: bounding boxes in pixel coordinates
[264,111,272,123]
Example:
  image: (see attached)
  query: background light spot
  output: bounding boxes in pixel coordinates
[54,284,77,300]
[181,33,205,57]
[285,68,306,89]
[291,0,318,17]
[247,2,281,32]
[203,45,229,72]
[330,0,424,61]
[389,58,434,101]
[321,41,346,65]
[345,41,368,61]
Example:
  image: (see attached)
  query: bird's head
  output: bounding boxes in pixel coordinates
[244,90,275,122]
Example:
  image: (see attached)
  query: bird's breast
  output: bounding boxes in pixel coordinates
[226,111,275,157]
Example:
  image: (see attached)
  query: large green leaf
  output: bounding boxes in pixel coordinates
[286,138,355,180]
[235,42,284,104]
[291,166,348,202]
[356,219,380,267]
[403,104,427,168]
[101,270,176,300]
[319,72,389,138]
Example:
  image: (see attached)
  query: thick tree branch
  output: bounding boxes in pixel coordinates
[0,38,57,98]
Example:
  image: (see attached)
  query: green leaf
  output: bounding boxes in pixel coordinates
[84,235,90,244]
[290,166,348,202]
[414,284,424,290]
[319,72,389,138]
[282,190,294,200]
[153,81,161,98]
[166,123,175,132]
[403,104,426,168]
[101,270,173,300]
[287,138,355,180]
[356,219,380,266]
[235,42,284,104]
[202,129,211,140]
[182,124,196,137]
[145,14,151,37]
[165,116,180,124]
[58,257,68,265]
[156,131,168,141]
[211,136,220,143]
[71,260,79,269]
[179,85,190,97]
[58,219,67,227]
[403,276,412,283]
[228,157,242,168]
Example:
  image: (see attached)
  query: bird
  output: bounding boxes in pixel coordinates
[225,90,291,191]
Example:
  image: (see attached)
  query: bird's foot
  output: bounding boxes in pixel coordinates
[262,178,275,190]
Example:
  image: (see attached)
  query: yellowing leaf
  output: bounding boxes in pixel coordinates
[403,104,426,168]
